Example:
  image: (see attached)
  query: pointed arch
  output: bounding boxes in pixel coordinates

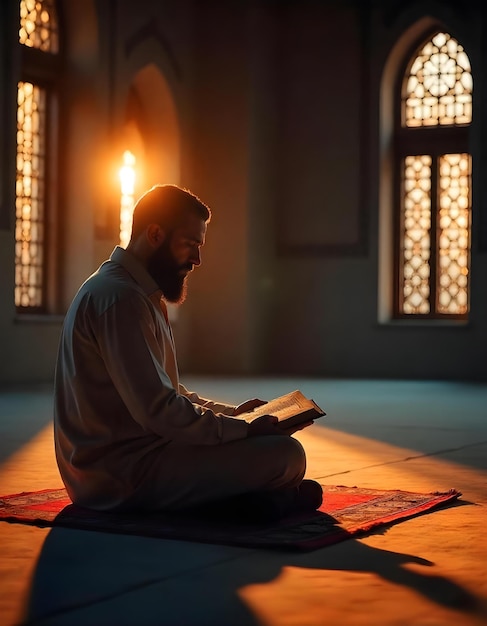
[117,62,181,209]
[131,63,181,187]
[118,64,182,320]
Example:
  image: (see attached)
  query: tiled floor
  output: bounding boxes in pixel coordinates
[1,377,486,626]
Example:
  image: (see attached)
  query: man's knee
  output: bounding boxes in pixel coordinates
[269,436,306,487]
[285,435,306,471]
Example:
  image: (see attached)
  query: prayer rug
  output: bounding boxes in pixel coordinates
[0,485,461,551]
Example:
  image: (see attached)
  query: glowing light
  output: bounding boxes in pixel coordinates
[119,150,136,249]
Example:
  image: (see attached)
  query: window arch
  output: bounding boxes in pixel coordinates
[15,0,61,312]
[393,31,473,319]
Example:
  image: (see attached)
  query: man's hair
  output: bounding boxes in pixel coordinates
[130,184,211,240]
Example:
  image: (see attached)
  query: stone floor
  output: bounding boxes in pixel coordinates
[0,376,486,626]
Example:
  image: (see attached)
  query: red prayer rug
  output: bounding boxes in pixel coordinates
[0,485,461,551]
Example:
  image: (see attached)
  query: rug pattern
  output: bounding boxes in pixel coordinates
[0,485,461,551]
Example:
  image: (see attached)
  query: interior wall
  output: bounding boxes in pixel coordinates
[0,0,485,384]
[178,0,253,374]
[264,1,486,381]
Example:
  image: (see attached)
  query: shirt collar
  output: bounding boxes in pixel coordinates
[109,246,161,297]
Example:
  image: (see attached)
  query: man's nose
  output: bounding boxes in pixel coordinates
[190,248,201,266]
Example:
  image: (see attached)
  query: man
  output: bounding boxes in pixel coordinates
[54,184,322,520]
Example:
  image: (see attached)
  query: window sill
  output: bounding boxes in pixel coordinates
[377,318,470,328]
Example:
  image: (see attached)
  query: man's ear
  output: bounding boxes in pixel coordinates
[146,224,166,248]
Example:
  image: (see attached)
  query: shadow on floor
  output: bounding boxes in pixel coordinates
[21,521,485,626]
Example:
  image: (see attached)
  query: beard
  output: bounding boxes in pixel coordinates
[147,239,192,304]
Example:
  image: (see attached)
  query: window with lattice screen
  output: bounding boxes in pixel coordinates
[16,0,59,311]
[394,32,473,319]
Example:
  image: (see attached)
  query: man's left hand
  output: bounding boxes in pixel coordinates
[279,420,314,436]
[233,398,267,416]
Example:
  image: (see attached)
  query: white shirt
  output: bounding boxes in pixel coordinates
[53,246,248,508]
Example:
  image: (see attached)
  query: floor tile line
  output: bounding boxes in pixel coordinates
[314,440,487,480]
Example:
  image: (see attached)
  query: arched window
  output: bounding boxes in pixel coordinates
[15,0,60,312]
[394,31,473,319]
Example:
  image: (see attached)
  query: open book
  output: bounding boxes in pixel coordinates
[238,390,326,430]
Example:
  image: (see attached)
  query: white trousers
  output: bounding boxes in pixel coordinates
[131,435,307,512]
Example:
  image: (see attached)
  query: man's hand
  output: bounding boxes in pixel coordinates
[279,420,314,436]
[233,398,267,416]
[247,415,285,437]
[247,416,315,437]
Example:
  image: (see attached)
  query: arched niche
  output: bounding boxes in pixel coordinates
[118,63,182,322]
[121,63,181,194]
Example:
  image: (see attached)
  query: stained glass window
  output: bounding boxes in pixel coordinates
[396,32,472,319]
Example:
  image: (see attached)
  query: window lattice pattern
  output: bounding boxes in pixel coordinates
[16,81,46,309]
[437,154,471,314]
[19,0,58,53]
[404,32,472,127]
[402,155,432,314]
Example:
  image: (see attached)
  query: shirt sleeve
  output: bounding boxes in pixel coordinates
[179,383,236,416]
[93,292,249,445]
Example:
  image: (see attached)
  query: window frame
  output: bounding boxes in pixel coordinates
[392,30,472,321]
[15,2,62,314]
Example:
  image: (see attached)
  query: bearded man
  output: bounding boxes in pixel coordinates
[53,184,322,520]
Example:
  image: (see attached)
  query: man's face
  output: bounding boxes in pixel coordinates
[147,214,207,304]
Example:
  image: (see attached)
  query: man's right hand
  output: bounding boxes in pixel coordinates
[247,415,286,437]
[247,415,315,437]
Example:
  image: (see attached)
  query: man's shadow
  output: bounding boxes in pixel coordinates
[22,505,483,625]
